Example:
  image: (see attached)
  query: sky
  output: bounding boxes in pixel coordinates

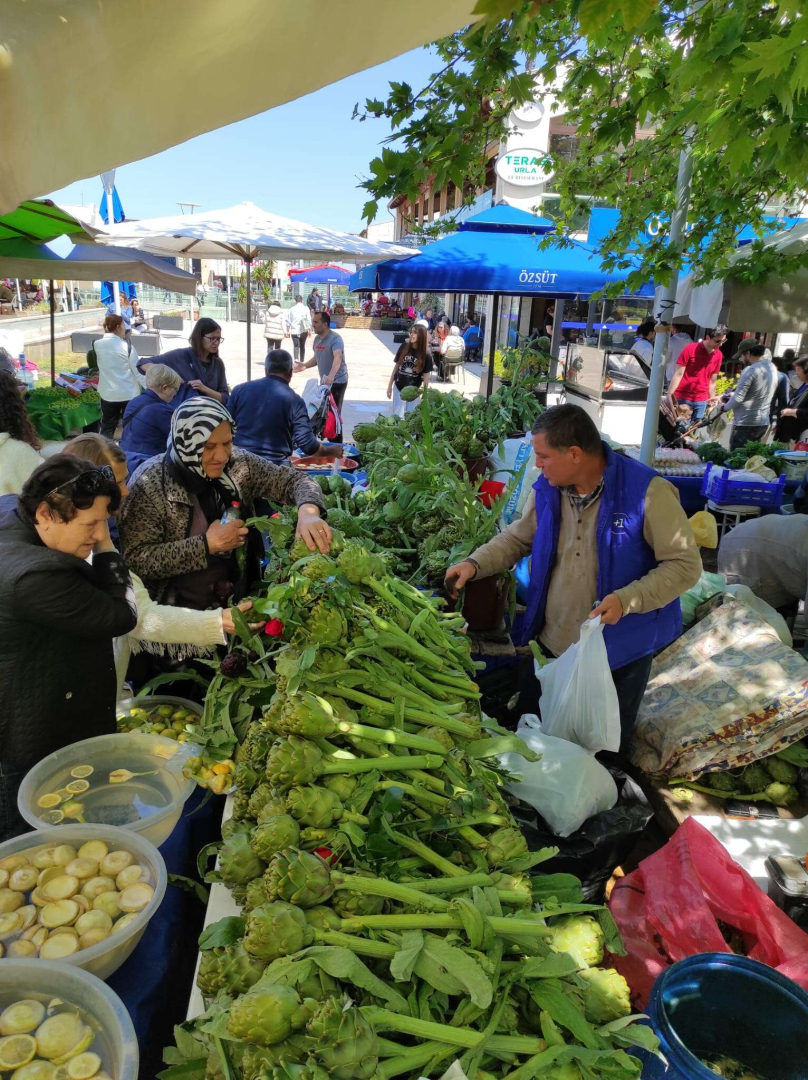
[47,48,438,237]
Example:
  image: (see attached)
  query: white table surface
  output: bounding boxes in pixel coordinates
[693,814,808,890]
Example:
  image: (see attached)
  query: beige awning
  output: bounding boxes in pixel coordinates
[0,0,478,213]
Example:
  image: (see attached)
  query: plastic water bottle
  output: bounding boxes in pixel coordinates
[18,354,34,389]
[221,500,246,574]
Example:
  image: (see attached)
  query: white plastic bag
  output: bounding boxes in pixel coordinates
[499,715,618,837]
[536,616,621,753]
[724,586,792,646]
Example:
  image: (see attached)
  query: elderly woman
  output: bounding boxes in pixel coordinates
[148,317,230,405]
[121,362,182,473]
[0,455,136,839]
[66,434,256,696]
[120,397,329,608]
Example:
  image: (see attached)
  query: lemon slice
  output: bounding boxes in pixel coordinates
[66,1053,101,1080]
[37,795,62,810]
[64,781,90,796]
[10,1061,57,1080]
[41,811,65,826]
[0,1033,37,1069]
[0,1001,45,1036]
[69,767,93,780]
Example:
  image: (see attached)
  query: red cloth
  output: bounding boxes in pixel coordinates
[674,340,723,402]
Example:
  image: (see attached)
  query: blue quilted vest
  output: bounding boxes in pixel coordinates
[516,442,682,669]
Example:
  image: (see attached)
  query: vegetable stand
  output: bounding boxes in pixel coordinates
[26,391,102,440]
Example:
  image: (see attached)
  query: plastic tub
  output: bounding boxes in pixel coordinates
[0,824,166,980]
[701,462,786,507]
[116,694,202,735]
[18,732,198,848]
[642,953,808,1080]
[0,959,138,1078]
[774,449,808,480]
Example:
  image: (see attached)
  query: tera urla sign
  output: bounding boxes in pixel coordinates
[496,149,554,188]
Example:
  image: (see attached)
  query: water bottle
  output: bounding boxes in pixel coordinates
[221,501,246,574]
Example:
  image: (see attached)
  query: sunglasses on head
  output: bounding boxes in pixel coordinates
[45,464,115,501]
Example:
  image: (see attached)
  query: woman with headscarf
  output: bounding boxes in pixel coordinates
[119,397,329,609]
[146,317,230,405]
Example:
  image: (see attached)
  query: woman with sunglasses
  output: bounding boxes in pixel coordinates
[144,317,230,406]
[119,396,329,611]
[65,433,259,696]
[0,455,137,839]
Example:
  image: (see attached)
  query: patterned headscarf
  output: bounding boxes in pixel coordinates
[166,396,239,518]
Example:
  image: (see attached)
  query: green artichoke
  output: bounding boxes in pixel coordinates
[547,914,605,968]
[228,983,317,1047]
[219,831,267,888]
[399,385,421,402]
[352,422,382,444]
[336,543,385,584]
[232,788,253,822]
[307,601,348,645]
[323,774,357,801]
[467,437,486,458]
[266,736,322,790]
[277,695,336,739]
[243,901,314,961]
[265,849,335,908]
[249,783,283,819]
[421,726,455,751]
[289,537,313,562]
[235,760,261,794]
[287,785,343,829]
[239,723,276,766]
[244,877,268,913]
[331,880,385,918]
[486,826,528,867]
[578,967,632,1024]
[314,650,348,676]
[707,772,738,793]
[765,756,798,784]
[304,905,343,932]
[251,815,302,861]
[257,796,291,824]
[306,996,379,1079]
[196,943,267,998]
[740,763,771,793]
[300,554,337,581]
[764,781,799,806]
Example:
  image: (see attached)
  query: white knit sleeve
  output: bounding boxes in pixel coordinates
[129,573,227,648]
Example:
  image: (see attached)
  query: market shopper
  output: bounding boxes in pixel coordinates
[439,325,466,381]
[285,294,313,363]
[65,433,258,696]
[307,288,323,315]
[445,404,702,759]
[0,455,136,839]
[718,344,777,451]
[667,326,727,421]
[130,298,148,332]
[119,397,329,608]
[387,325,433,416]
[263,302,285,351]
[149,317,230,405]
[94,313,145,438]
[120,363,182,473]
[774,355,808,444]
[230,349,339,464]
[718,513,808,614]
[0,367,43,495]
[295,311,348,414]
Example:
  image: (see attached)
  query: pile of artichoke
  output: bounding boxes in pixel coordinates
[671,742,808,807]
[163,549,658,1080]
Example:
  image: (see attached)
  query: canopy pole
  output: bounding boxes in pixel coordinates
[485,293,500,399]
[246,258,252,381]
[226,261,232,322]
[49,280,55,385]
[639,144,694,465]
[14,279,21,310]
[548,300,566,381]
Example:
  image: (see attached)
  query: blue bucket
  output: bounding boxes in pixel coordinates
[641,953,808,1080]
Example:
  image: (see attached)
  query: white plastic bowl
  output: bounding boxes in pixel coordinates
[18,732,199,848]
[0,958,139,1079]
[116,694,202,731]
[0,824,166,980]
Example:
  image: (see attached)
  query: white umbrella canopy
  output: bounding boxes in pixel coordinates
[672,220,808,331]
[93,202,417,263]
[0,0,478,214]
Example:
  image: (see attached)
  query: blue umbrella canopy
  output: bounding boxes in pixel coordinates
[350,204,652,298]
[288,262,352,286]
[99,183,136,306]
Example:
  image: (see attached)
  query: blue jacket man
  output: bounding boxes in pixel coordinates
[229,348,340,465]
[120,364,181,473]
[446,404,701,757]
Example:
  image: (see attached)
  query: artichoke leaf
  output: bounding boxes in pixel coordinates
[413,932,494,1010]
[301,945,410,1014]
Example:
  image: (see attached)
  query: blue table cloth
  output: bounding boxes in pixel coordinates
[107,788,223,1079]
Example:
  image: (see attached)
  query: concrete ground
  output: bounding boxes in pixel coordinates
[171,318,482,437]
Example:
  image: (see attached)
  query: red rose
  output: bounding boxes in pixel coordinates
[264,618,284,637]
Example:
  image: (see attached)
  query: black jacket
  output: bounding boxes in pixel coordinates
[0,496,137,777]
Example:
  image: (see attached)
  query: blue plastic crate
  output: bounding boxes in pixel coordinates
[700,462,787,507]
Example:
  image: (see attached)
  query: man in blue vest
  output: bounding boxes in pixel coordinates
[445,404,701,759]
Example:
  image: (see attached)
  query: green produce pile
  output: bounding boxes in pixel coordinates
[696,441,788,474]
[27,385,73,403]
[161,546,659,1080]
[669,741,808,806]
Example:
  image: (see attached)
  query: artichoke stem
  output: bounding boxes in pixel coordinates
[326,684,476,738]
[384,828,469,877]
[338,719,447,755]
[320,753,443,777]
[341,913,552,939]
[374,779,448,809]
[332,871,450,912]
[378,1042,457,1079]
[456,825,491,849]
[313,929,397,959]
[363,576,416,626]
[399,872,494,893]
[361,1006,548,1055]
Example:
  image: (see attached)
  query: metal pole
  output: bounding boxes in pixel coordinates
[226,261,232,322]
[49,280,55,385]
[639,144,695,465]
[548,300,566,381]
[485,293,501,398]
[14,279,21,310]
[246,258,252,381]
[68,280,75,312]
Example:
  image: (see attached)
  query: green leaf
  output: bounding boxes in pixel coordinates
[172,1026,205,1061]
[599,908,627,956]
[198,916,246,951]
[531,874,585,905]
[465,734,539,761]
[390,929,425,982]
[528,981,603,1049]
[196,842,222,883]
[504,847,560,873]
[305,946,411,1013]
[157,1061,207,1079]
[413,933,494,1009]
[229,604,256,646]
[168,873,209,905]
[520,952,583,980]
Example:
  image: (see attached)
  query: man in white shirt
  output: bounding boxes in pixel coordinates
[665,329,693,386]
[284,294,313,364]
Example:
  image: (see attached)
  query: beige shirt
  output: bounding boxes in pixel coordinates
[470,474,702,656]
